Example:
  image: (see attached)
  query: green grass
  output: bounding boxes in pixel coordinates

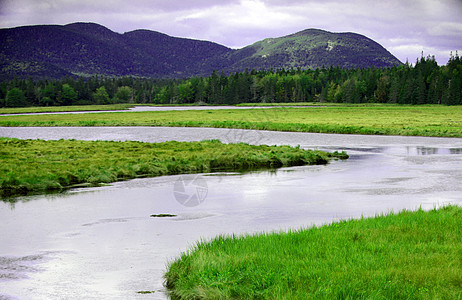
[0,104,134,114]
[0,138,346,198]
[165,206,462,299]
[1,105,461,137]
[235,102,416,107]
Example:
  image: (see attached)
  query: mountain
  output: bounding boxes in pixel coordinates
[223,29,402,71]
[0,23,231,79]
[0,23,402,79]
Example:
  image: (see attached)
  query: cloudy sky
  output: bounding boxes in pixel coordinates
[1,0,461,65]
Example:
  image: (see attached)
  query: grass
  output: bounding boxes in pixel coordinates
[165,205,462,299]
[0,104,134,114]
[0,138,346,198]
[235,102,387,106]
[1,105,461,137]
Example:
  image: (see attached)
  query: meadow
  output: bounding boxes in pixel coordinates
[0,105,461,137]
[0,138,346,198]
[165,205,462,299]
[0,104,133,114]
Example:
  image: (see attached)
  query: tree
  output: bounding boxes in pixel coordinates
[342,78,357,103]
[93,86,110,104]
[177,81,194,103]
[61,84,77,105]
[114,86,133,103]
[5,88,27,107]
[41,83,58,105]
[376,76,390,103]
[388,77,400,104]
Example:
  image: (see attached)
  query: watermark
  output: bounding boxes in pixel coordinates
[222,128,265,145]
[221,105,291,145]
[172,105,292,207]
[173,174,208,207]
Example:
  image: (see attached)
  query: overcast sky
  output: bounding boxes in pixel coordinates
[1,0,461,65]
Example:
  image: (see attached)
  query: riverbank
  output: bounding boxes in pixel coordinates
[0,138,346,198]
[165,205,462,299]
[0,105,460,137]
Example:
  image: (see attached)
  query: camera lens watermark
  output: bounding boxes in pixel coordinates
[221,105,290,145]
[173,174,208,207]
[172,105,291,207]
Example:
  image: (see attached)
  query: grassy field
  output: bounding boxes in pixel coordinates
[0,105,461,137]
[0,104,134,114]
[235,102,391,106]
[0,138,346,198]
[165,206,462,299]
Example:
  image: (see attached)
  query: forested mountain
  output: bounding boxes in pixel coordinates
[222,29,402,72]
[0,23,401,79]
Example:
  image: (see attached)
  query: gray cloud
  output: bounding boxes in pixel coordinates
[1,0,461,65]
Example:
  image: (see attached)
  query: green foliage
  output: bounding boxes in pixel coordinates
[61,84,77,105]
[93,86,110,104]
[0,138,345,198]
[5,88,26,107]
[165,206,462,299]
[114,86,133,103]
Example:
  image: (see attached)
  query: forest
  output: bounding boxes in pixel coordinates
[1,53,461,107]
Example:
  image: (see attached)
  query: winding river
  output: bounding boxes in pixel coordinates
[1,126,462,299]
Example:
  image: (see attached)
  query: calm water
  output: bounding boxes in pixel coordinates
[1,127,462,299]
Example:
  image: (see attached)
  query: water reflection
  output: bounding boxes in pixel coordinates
[408,146,462,155]
[451,148,462,154]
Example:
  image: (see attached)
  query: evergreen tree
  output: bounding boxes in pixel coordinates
[61,84,77,105]
[5,88,26,107]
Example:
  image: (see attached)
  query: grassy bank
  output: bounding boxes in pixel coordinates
[0,104,134,114]
[165,206,462,299]
[0,138,346,198]
[0,105,461,137]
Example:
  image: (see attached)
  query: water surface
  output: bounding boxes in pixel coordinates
[1,127,461,299]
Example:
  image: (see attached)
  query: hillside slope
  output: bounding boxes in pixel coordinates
[224,29,402,71]
[0,22,232,79]
[0,23,402,79]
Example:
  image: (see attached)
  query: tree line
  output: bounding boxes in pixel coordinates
[1,53,461,107]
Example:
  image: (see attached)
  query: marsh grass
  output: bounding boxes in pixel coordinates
[0,104,133,114]
[165,206,462,299]
[1,105,460,137]
[0,138,345,198]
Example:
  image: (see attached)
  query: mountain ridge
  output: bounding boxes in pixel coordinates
[0,22,402,79]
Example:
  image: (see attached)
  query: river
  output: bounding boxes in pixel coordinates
[1,127,462,299]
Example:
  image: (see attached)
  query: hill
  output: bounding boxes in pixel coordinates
[0,23,402,79]
[224,29,402,71]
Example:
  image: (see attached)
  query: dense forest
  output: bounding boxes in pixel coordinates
[1,53,461,107]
